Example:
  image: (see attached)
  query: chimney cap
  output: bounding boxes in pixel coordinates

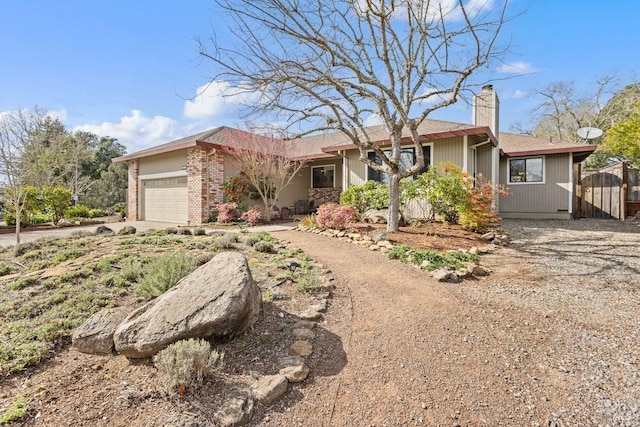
[482,84,494,91]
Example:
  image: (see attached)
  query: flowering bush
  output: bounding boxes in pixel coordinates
[315,203,359,229]
[241,205,263,225]
[221,172,253,204]
[216,202,241,223]
[403,162,506,232]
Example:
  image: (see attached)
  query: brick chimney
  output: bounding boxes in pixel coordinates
[473,84,499,139]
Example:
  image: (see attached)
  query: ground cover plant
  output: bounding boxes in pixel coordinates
[0,225,340,425]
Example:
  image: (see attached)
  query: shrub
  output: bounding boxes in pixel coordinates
[165,227,178,234]
[216,202,241,223]
[253,240,274,253]
[121,258,143,282]
[178,228,192,235]
[193,227,206,236]
[403,162,506,232]
[207,210,219,223]
[315,203,358,229]
[153,339,224,395]
[340,180,390,213]
[299,213,317,228]
[64,204,91,219]
[88,208,105,218]
[196,252,215,266]
[294,268,321,293]
[134,253,196,298]
[241,205,263,225]
[213,235,235,250]
[0,395,28,424]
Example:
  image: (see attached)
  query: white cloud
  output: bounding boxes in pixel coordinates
[362,113,383,127]
[496,61,537,74]
[73,110,180,153]
[46,109,67,122]
[183,81,261,119]
[354,0,495,22]
[513,89,527,99]
[418,88,450,105]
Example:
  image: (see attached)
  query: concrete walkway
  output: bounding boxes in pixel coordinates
[0,221,298,247]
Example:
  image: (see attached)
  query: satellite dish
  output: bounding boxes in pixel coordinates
[577,127,603,141]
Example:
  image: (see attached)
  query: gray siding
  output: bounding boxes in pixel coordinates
[433,137,463,168]
[345,150,367,187]
[476,144,493,181]
[499,154,571,218]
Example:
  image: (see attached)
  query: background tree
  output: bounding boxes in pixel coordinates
[515,75,640,168]
[80,162,128,210]
[0,108,46,244]
[222,132,308,221]
[201,0,510,231]
[599,103,640,168]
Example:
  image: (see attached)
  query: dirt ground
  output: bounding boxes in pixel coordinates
[2,219,639,426]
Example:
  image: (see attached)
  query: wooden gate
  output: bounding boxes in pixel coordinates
[581,162,627,219]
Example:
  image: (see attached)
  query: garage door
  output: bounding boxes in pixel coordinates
[142,177,188,223]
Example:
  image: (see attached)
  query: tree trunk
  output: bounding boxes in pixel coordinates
[387,173,401,232]
[15,204,21,245]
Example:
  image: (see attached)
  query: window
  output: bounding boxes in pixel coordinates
[367,145,431,183]
[312,165,335,188]
[509,157,544,184]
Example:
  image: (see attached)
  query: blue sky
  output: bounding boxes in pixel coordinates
[1,0,639,154]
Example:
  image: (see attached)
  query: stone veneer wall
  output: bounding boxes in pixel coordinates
[187,147,225,225]
[308,187,342,209]
[127,160,139,221]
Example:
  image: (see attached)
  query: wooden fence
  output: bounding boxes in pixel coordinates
[581,162,640,219]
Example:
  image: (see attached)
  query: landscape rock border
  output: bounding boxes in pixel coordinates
[295,224,508,283]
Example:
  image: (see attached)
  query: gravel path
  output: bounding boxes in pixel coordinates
[269,219,640,426]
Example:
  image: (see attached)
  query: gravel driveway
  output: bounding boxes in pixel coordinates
[469,219,640,426]
[272,219,640,426]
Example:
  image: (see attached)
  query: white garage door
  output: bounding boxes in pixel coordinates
[142,177,188,223]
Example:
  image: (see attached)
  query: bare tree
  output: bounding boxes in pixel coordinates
[200,0,510,231]
[222,131,308,221]
[0,108,46,245]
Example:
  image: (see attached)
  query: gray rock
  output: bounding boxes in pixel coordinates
[114,252,262,358]
[73,307,131,354]
[117,225,137,235]
[251,375,288,406]
[276,355,306,371]
[292,320,316,329]
[299,308,322,320]
[279,364,310,383]
[95,225,115,235]
[372,232,388,242]
[362,209,388,224]
[431,269,451,282]
[292,328,316,340]
[289,340,313,357]
[213,391,255,427]
[481,231,496,240]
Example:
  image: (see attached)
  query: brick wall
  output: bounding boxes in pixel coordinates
[127,160,139,221]
[187,147,226,225]
[308,187,342,208]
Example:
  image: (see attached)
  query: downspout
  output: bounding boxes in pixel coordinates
[462,135,468,172]
[568,152,574,217]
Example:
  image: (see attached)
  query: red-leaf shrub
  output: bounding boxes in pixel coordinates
[241,206,263,225]
[216,202,241,223]
[315,203,358,229]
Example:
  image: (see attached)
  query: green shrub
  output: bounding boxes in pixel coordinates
[253,241,274,253]
[0,261,17,276]
[195,252,215,266]
[0,395,28,424]
[294,268,321,293]
[387,244,411,262]
[178,228,192,235]
[193,227,206,236]
[340,180,390,213]
[8,275,39,291]
[121,258,143,282]
[165,227,178,235]
[153,339,224,395]
[213,235,236,250]
[224,232,239,242]
[135,253,196,298]
[43,186,72,224]
[64,205,91,219]
[88,208,105,218]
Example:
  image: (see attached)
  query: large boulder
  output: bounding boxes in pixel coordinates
[362,209,388,224]
[72,307,131,354]
[114,252,262,358]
